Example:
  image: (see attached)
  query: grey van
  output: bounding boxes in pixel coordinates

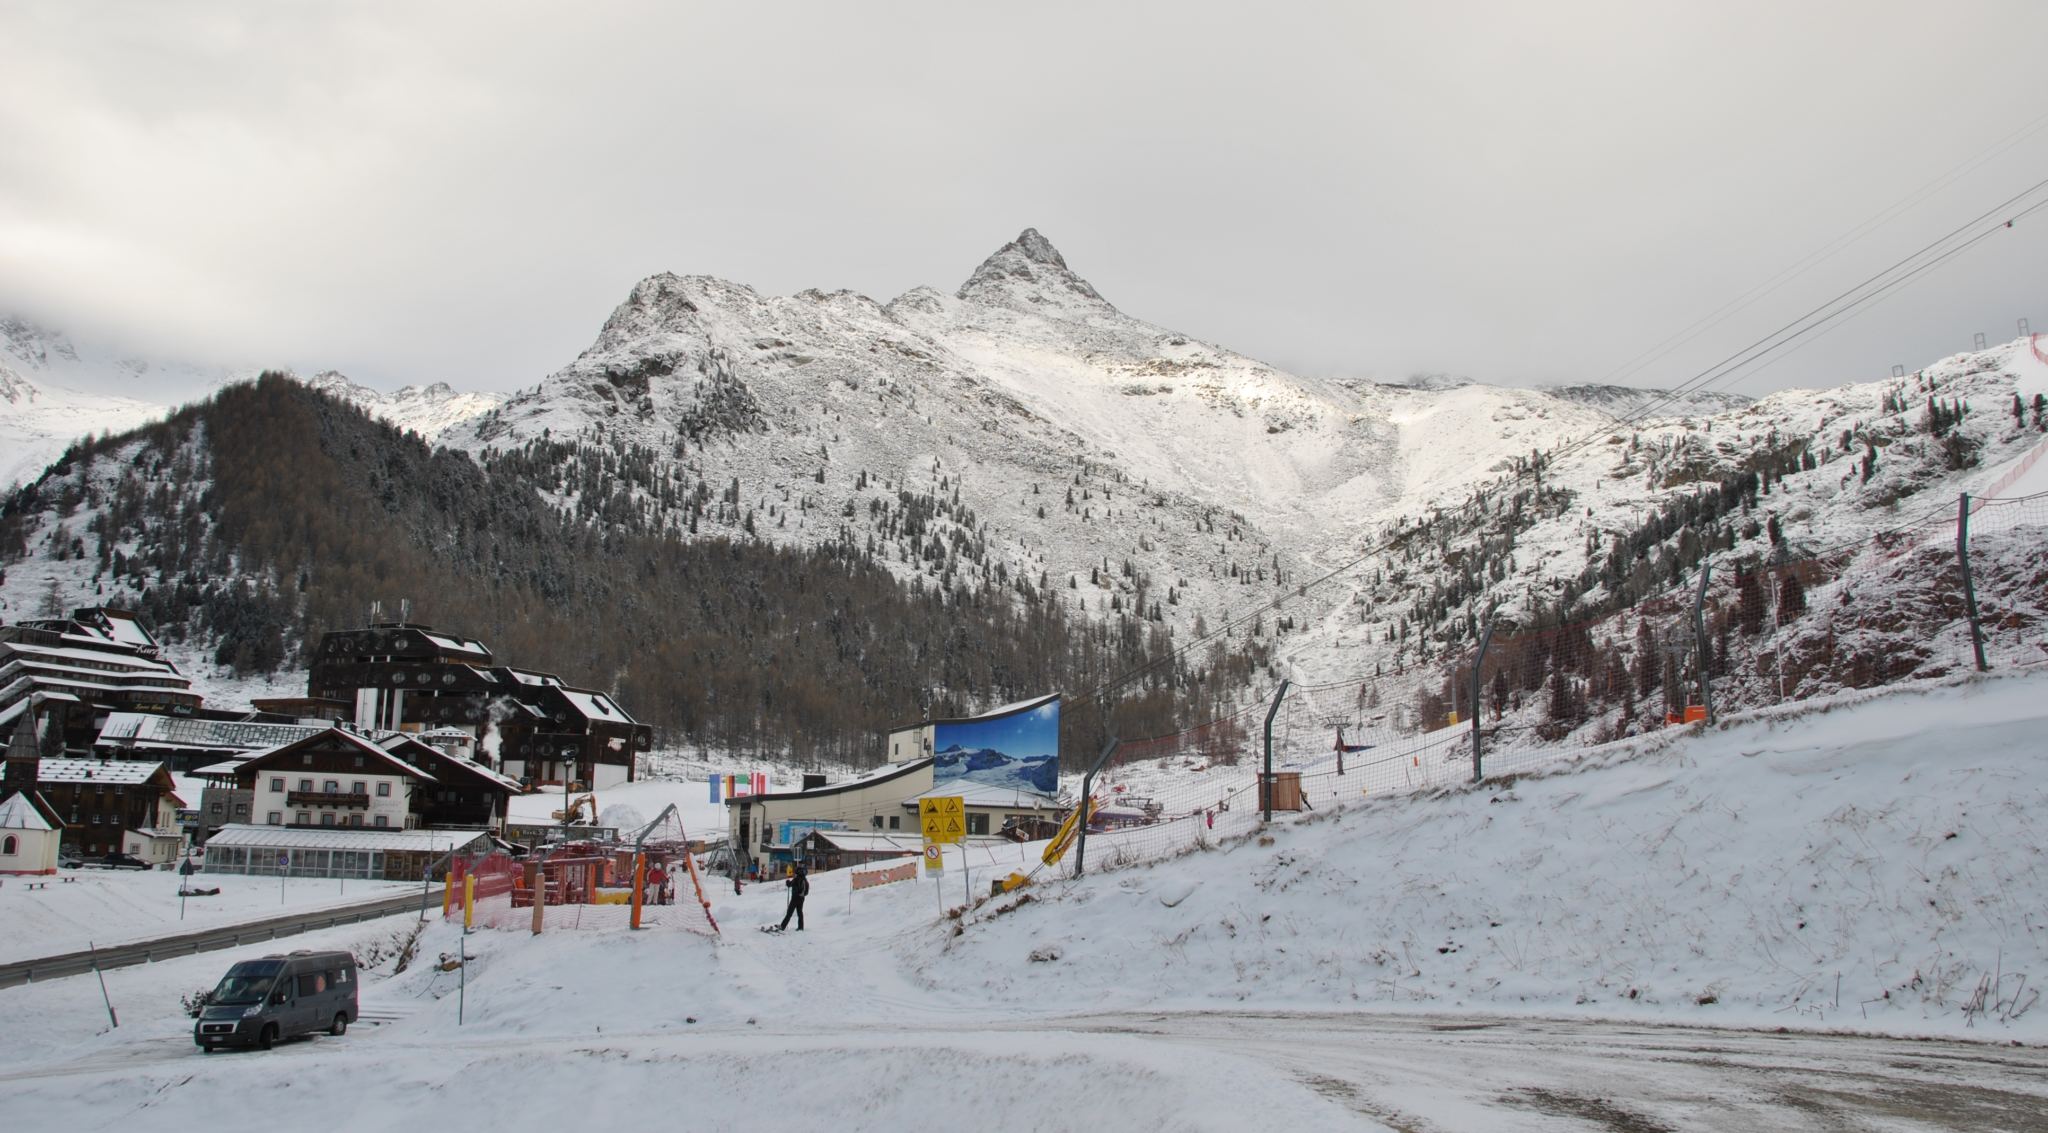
[193,950,358,1051]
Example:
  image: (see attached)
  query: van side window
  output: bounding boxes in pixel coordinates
[298,973,324,996]
[332,968,349,984]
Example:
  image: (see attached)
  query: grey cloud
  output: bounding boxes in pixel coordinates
[3,1,2045,404]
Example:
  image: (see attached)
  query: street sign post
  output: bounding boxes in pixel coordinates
[278,852,290,903]
[919,797,967,905]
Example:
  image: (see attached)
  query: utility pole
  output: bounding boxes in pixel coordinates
[1692,559,1715,725]
[1958,493,1989,672]
[1470,618,1495,784]
[1262,682,1290,823]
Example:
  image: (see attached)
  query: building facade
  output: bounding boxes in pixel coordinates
[232,729,430,831]
[304,620,652,788]
[0,608,202,754]
[35,757,184,858]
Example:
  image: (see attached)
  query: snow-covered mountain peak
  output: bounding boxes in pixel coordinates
[956,227,1113,320]
[286,369,501,440]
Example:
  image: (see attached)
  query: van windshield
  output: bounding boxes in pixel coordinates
[211,959,284,1006]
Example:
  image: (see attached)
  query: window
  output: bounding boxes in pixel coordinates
[373,815,388,828]
[351,782,366,796]
[871,815,883,829]
[348,814,363,827]
[354,754,365,767]
[295,811,311,825]
[967,813,989,836]
[888,815,901,830]
[302,753,313,766]
[376,782,391,797]
[3,835,15,855]
[298,779,313,792]
[270,778,284,792]
[320,813,336,826]
[324,780,339,794]
[267,812,283,825]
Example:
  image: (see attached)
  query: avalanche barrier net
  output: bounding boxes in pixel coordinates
[446,807,718,936]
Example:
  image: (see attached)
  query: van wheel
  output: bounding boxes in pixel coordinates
[330,1013,348,1036]
[257,1024,278,1051]
[200,1042,216,1054]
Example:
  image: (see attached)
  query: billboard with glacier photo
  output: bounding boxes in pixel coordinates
[932,694,1060,798]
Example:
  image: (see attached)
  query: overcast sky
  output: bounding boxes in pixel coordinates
[4,2,2046,404]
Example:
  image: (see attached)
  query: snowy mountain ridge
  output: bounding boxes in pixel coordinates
[298,370,504,440]
[453,228,1760,651]
[0,318,501,489]
[449,229,2047,676]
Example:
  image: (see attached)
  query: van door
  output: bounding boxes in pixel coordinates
[292,968,328,1036]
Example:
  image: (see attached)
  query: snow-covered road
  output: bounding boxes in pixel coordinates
[4,1003,2042,1131]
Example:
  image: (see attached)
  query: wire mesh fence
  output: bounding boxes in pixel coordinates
[1063,489,2048,877]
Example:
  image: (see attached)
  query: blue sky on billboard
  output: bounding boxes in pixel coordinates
[934,699,1060,758]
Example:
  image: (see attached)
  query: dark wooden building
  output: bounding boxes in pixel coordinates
[305,620,652,789]
[377,732,521,833]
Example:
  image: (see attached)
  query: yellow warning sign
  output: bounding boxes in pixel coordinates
[922,841,944,875]
[919,796,965,844]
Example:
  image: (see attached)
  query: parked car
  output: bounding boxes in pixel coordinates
[94,852,154,871]
[194,951,358,1052]
[58,853,84,870]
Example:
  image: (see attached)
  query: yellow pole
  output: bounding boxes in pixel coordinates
[630,853,646,930]
[462,873,475,930]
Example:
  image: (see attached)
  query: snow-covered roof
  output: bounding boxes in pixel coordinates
[804,830,924,854]
[376,732,524,792]
[37,757,169,786]
[96,712,326,752]
[559,687,633,723]
[0,791,56,831]
[95,611,160,651]
[126,826,181,840]
[189,757,254,780]
[238,728,436,782]
[0,639,181,674]
[422,631,491,656]
[205,823,488,854]
[722,757,933,806]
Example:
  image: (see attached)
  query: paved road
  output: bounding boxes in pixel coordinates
[0,887,442,989]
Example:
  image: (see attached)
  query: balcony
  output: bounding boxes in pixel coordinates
[285,790,372,809]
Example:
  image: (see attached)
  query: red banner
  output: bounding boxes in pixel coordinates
[851,860,917,890]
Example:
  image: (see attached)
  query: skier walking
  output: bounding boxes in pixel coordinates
[778,863,810,932]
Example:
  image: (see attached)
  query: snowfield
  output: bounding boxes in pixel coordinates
[0,871,417,965]
[3,671,2045,1130]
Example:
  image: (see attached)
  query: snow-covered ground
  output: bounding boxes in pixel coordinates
[0,870,418,964]
[2,671,2043,1130]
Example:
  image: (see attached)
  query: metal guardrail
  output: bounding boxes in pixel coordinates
[0,886,442,990]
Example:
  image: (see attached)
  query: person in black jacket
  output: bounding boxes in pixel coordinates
[778,864,810,931]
